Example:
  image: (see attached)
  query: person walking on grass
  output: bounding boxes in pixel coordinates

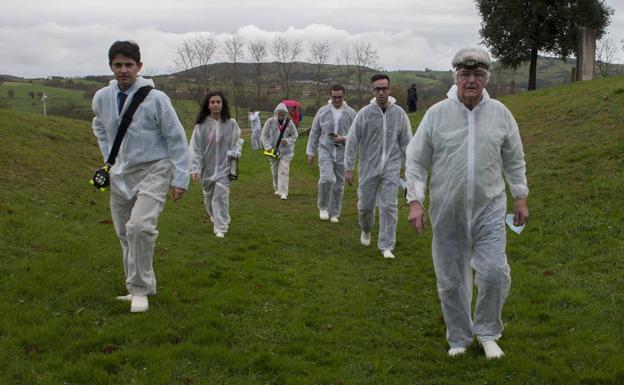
[306,84,356,223]
[261,102,298,200]
[190,91,242,239]
[406,46,529,359]
[92,40,189,313]
[345,74,412,259]
[249,108,262,150]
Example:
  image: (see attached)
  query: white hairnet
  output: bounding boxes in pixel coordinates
[451,46,492,70]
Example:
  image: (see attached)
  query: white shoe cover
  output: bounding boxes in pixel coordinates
[319,210,329,220]
[330,216,339,223]
[116,294,133,302]
[215,232,225,238]
[130,295,149,313]
[448,347,467,357]
[360,231,371,246]
[481,340,504,359]
[280,194,287,200]
[382,250,395,259]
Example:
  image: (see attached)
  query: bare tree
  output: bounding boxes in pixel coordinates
[271,34,302,98]
[224,33,245,120]
[309,40,330,104]
[248,39,268,106]
[336,44,353,88]
[351,41,379,107]
[596,37,617,77]
[173,36,218,107]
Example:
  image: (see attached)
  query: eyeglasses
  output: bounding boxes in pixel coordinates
[372,87,389,93]
[457,70,487,81]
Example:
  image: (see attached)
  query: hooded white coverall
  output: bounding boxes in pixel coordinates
[405,85,528,348]
[345,96,412,251]
[249,111,262,150]
[189,118,242,234]
[261,103,299,196]
[306,100,357,218]
[92,76,190,296]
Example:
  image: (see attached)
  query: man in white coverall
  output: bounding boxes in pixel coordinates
[306,84,356,223]
[92,41,190,313]
[405,47,529,359]
[345,74,412,259]
[249,108,262,150]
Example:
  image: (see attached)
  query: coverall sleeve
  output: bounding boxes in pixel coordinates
[157,94,190,190]
[501,110,529,199]
[261,119,272,150]
[91,95,110,161]
[399,110,413,167]
[286,120,298,144]
[306,110,323,156]
[229,120,243,158]
[188,124,204,174]
[405,110,434,205]
[344,113,360,172]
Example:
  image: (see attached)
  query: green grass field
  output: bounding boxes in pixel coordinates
[0,76,623,384]
[0,81,92,115]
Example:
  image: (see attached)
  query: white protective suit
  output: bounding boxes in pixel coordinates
[405,85,528,349]
[249,111,262,150]
[261,103,299,196]
[306,100,357,218]
[345,96,412,251]
[92,76,190,296]
[189,118,242,234]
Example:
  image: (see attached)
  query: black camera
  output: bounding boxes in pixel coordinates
[90,165,110,191]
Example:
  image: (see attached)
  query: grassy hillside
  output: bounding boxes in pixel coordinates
[0,76,623,384]
[0,80,93,119]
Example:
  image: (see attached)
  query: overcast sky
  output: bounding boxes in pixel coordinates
[1,0,622,78]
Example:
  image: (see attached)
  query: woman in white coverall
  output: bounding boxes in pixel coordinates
[190,91,242,238]
[406,47,529,359]
[261,103,298,200]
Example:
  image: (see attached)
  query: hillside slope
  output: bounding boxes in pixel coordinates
[0,75,623,384]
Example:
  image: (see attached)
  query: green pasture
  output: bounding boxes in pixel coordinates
[0,76,622,384]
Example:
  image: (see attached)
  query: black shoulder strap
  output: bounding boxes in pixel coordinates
[274,118,291,149]
[106,86,153,166]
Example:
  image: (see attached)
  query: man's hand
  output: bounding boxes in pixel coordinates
[170,187,186,202]
[333,135,347,144]
[281,139,288,145]
[307,155,315,165]
[513,197,529,226]
[408,201,426,234]
[345,171,354,186]
[191,173,200,182]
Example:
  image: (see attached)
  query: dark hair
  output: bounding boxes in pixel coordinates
[370,74,390,83]
[196,91,231,124]
[329,84,345,93]
[108,41,141,66]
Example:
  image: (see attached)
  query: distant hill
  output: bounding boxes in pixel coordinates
[164,56,624,108]
[0,75,24,82]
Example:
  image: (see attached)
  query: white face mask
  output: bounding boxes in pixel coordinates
[505,213,525,235]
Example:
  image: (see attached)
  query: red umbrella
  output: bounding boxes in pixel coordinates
[281,99,302,107]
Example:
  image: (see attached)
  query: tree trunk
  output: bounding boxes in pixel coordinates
[528,46,538,91]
